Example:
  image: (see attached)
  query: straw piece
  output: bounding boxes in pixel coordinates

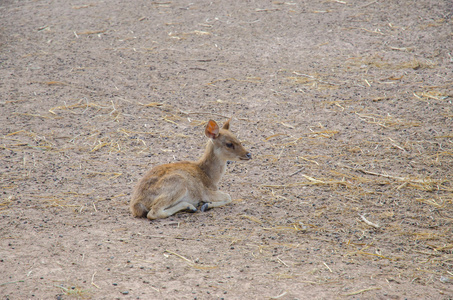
[207,77,261,86]
[165,250,217,270]
[265,133,289,141]
[142,102,163,107]
[76,30,106,35]
[262,224,307,232]
[241,215,263,225]
[179,110,230,119]
[0,196,13,211]
[277,257,289,267]
[165,250,194,264]
[344,287,381,296]
[262,174,350,189]
[415,198,448,208]
[91,272,100,289]
[86,171,122,180]
[347,250,396,261]
[359,214,380,228]
[45,81,68,85]
[0,280,25,286]
[269,291,287,299]
[323,262,333,273]
[72,4,95,9]
[355,112,421,128]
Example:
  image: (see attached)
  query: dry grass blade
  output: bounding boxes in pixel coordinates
[355,112,421,128]
[289,71,340,88]
[268,291,287,299]
[86,171,122,180]
[0,280,25,286]
[162,115,180,126]
[262,174,350,189]
[117,128,156,136]
[298,156,320,166]
[49,99,106,115]
[241,214,263,225]
[264,133,289,141]
[427,244,453,253]
[415,198,449,208]
[164,250,217,270]
[344,287,381,296]
[207,77,261,86]
[359,214,380,228]
[76,30,106,35]
[44,81,68,85]
[72,4,95,9]
[142,102,163,107]
[89,138,122,153]
[308,129,339,138]
[12,112,53,119]
[0,197,13,211]
[346,250,396,261]
[414,90,449,101]
[179,110,230,119]
[91,272,100,289]
[263,224,307,232]
[341,164,450,191]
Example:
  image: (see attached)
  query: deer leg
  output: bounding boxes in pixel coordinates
[201,191,232,212]
[147,201,197,220]
[146,188,197,220]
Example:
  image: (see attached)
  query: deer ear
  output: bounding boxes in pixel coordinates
[205,119,220,139]
[222,118,232,130]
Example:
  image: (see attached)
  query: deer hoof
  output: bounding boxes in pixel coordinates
[200,203,209,212]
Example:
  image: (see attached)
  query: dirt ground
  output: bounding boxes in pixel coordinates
[1,0,452,299]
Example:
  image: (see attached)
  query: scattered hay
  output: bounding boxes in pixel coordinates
[415,197,451,208]
[287,72,339,90]
[262,174,350,189]
[1,130,55,151]
[85,171,122,180]
[346,246,397,261]
[414,90,450,101]
[347,55,437,70]
[342,164,451,192]
[49,99,110,115]
[0,196,13,211]
[90,139,122,153]
[355,112,421,128]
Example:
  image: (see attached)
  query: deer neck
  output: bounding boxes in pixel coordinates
[197,140,227,186]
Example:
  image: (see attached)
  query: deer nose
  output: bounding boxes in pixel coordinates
[246,152,252,159]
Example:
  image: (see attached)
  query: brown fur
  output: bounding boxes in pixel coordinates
[130,119,251,220]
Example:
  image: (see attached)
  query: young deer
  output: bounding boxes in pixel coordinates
[130,119,252,220]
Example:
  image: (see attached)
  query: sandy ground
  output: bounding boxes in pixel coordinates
[1,0,452,299]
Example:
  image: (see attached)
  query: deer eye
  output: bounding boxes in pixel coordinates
[226,142,234,149]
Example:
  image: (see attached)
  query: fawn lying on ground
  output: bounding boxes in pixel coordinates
[130,119,252,220]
